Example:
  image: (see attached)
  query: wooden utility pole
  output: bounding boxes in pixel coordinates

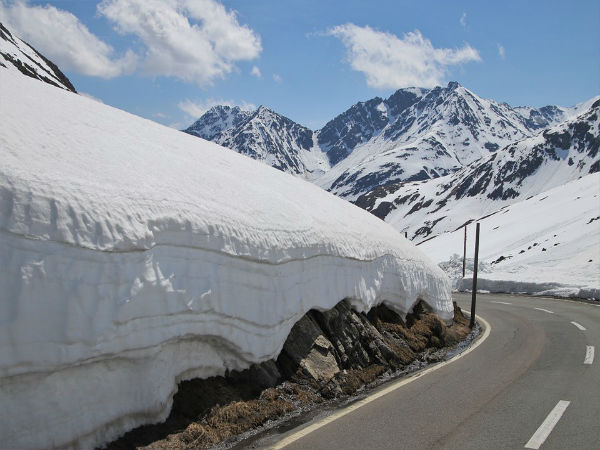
[470,223,480,329]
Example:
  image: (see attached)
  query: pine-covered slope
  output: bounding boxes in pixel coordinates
[0,22,76,92]
[355,99,600,242]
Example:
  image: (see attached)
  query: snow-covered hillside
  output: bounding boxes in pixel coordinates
[0,21,76,92]
[419,173,600,299]
[0,67,452,450]
[184,105,330,180]
[186,82,587,203]
[317,82,571,200]
[356,99,600,242]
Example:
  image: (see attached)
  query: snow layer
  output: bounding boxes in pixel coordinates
[0,69,452,449]
[419,173,600,299]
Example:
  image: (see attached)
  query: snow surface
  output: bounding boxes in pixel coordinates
[419,173,600,299]
[0,69,452,449]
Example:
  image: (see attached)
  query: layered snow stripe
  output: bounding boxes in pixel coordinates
[0,69,452,450]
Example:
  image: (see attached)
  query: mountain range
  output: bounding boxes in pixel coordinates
[183,76,599,241]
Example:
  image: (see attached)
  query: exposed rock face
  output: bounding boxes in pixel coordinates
[105,300,472,450]
[0,22,76,92]
[183,105,329,179]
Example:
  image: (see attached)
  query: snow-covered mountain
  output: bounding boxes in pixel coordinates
[0,22,76,92]
[0,59,452,449]
[317,82,571,200]
[355,99,600,241]
[184,105,330,179]
[419,173,600,299]
[315,87,428,165]
[185,82,584,202]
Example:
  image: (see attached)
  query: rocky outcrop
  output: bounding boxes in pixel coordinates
[105,300,472,450]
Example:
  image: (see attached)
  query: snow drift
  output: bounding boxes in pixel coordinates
[419,173,600,299]
[0,69,452,449]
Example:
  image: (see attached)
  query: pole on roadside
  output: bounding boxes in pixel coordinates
[462,224,467,278]
[470,222,480,329]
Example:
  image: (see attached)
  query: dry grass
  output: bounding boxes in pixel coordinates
[104,301,474,450]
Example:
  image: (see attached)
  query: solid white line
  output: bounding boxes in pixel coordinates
[570,321,586,331]
[491,301,513,305]
[584,346,595,365]
[524,400,570,449]
[268,315,492,449]
[534,307,554,314]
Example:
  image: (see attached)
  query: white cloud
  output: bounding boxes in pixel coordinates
[177,98,256,118]
[0,0,136,78]
[97,0,262,85]
[250,65,262,78]
[460,12,467,28]
[328,24,481,89]
[272,73,282,84]
[497,43,506,59]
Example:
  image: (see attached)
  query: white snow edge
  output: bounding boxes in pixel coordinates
[0,69,453,450]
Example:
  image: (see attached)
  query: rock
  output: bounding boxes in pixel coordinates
[277,313,340,383]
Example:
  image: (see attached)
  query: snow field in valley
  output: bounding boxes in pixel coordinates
[0,69,452,449]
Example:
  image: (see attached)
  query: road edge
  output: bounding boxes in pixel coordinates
[267,314,492,449]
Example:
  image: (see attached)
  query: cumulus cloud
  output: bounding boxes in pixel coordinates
[272,73,282,84]
[0,0,136,78]
[97,0,262,85]
[460,12,467,28]
[328,24,481,89]
[177,98,256,118]
[497,43,506,59]
[250,65,262,78]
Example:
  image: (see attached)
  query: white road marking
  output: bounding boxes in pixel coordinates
[570,321,586,331]
[534,307,554,314]
[491,301,513,305]
[584,346,594,365]
[268,315,492,449]
[524,400,570,449]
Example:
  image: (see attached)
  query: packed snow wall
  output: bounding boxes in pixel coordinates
[0,70,452,449]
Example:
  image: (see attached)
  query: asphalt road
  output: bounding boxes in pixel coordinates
[251,293,600,450]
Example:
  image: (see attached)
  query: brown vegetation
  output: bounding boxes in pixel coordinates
[104,301,473,450]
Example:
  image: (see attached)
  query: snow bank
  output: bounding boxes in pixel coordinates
[0,70,452,450]
[419,173,600,300]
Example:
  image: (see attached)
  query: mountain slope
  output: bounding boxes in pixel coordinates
[316,82,570,200]
[0,22,76,92]
[184,105,330,179]
[185,82,584,204]
[419,173,600,299]
[355,99,600,241]
[316,88,427,165]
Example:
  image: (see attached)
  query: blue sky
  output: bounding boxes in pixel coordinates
[1,0,599,129]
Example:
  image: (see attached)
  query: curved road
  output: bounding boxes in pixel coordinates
[250,293,600,450]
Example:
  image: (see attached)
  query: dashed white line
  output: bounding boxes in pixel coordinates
[524,400,570,449]
[491,301,513,305]
[534,307,554,314]
[584,346,595,365]
[570,321,587,331]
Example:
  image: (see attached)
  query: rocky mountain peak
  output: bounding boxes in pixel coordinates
[0,22,76,92]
